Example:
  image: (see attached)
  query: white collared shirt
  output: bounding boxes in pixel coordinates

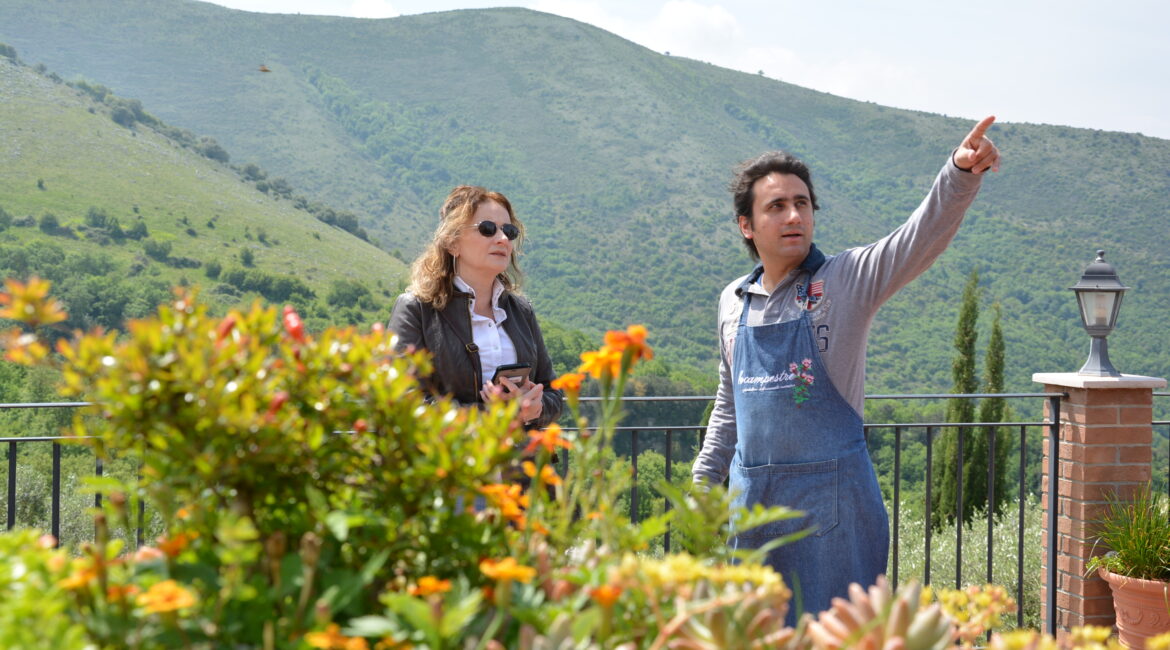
[454,276,518,385]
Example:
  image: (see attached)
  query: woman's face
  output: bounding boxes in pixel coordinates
[448,200,515,284]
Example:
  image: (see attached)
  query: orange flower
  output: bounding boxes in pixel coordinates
[157,531,197,558]
[578,347,622,379]
[0,277,67,327]
[479,557,537,583]
[479,483,529,524]
[590,584,622,608]
[409,576,452,597]
[136,579,196,613]
[107,584,140,602]
[524,423,572,455]
[603,324,653,362]
[306,623,371,650]
[523,462,562,486]
[58,559,98,590]
[550,372,584,393]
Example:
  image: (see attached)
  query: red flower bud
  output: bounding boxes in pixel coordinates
[216,314,237,341]
[282,305,304,342]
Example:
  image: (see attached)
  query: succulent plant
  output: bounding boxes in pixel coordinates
[801,576,953,650]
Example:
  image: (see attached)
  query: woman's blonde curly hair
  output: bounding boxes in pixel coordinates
[408,185,525,310]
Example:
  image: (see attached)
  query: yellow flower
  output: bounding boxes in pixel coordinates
[306,623,370,650]
[578,347,622,379]
[409,576,452,597]
[551,372,584,393]
[136,579,197,613]
[0,277,67,327]
[479,557,536,583]
[989,630,1058,650]
[1147,631,1170,650]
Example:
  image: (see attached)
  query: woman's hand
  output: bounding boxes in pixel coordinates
[480,377,545,424]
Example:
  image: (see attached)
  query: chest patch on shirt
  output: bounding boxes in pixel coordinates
[795,280,825,310]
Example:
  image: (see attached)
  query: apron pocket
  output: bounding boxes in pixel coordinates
[730,458,839,544]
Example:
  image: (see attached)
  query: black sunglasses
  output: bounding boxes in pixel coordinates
[473,221,520,241]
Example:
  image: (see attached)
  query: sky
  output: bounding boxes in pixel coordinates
[201,0,1170,141]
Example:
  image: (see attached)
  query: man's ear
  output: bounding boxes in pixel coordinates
[737,215,753,239]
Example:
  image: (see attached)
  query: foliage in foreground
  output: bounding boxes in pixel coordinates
[0,276,1151,649]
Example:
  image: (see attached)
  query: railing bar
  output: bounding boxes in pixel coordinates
[0,436,100,443]
[956,426,964,589]
[630,430,639,525]
[665,429,673,555]
[866,420,1048,428]
[893,427,902,588]
[1046,395,1061,636]
[925,426,933,585]
[565,392,1067,405]
[52,442,62,543]
[95,457,103,510]
[137,465,145,548]
[987,426,996,585]
[1017,424,1027,628]
[7,440,15,530]
[0,402,95,409]
[866,393,1066,400]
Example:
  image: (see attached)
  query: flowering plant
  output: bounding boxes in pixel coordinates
[0,277,1137,648]
[789,358,814,405]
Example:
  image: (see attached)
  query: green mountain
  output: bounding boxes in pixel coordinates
[0,52,406,331]
[2,0,1169,395]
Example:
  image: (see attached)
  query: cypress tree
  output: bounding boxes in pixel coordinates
[932,270,980,529]
[975,303,1010,517]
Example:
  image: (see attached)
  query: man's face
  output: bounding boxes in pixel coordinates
[738,172,815,271]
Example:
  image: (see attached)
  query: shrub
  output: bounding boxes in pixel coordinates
[141,238,171,261]
[0,280,1094,648]
[38,212,60,234]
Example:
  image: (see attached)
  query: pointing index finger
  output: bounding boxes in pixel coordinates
[966,115,996,145]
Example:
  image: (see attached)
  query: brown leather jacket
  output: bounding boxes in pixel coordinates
[388,290,563,429]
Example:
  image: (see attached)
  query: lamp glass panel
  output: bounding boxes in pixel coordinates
[1078,290,1118,329]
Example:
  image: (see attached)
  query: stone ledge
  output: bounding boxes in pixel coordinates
[1032,372,1167,389]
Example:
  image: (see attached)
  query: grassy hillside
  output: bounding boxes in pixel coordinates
[0,54,407,330]
[2,0,1169,396]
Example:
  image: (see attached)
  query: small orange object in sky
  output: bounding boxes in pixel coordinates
[258,64,271,72]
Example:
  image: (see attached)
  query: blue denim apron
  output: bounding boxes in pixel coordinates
[730,281,889,625]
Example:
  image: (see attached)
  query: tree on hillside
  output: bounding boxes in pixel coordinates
[973,303,1011,517]
[932,270,980,529]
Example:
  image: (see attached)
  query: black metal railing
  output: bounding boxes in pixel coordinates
[6,392,1170,631]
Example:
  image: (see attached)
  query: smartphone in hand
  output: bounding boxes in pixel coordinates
[491,362,532,386]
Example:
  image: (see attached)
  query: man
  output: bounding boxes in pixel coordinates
[692,117,1000,623]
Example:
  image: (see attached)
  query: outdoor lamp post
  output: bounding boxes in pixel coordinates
[1070,249,1129,377]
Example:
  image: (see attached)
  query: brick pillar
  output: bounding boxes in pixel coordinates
[1032,372,1166,642]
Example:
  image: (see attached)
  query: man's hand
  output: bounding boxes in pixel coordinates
[953,115,1000,174]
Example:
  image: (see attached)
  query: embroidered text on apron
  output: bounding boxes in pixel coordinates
[729,277,889,625]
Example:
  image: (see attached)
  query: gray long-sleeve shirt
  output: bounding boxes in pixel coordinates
[692,158,984,485]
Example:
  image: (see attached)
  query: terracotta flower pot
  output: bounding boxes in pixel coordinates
[1098,567,1170,649]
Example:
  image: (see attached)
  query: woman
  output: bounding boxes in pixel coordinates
[389,185,562,429]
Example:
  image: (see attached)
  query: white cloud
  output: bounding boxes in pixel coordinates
[642,1,742,58]
[526,0,632,36]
